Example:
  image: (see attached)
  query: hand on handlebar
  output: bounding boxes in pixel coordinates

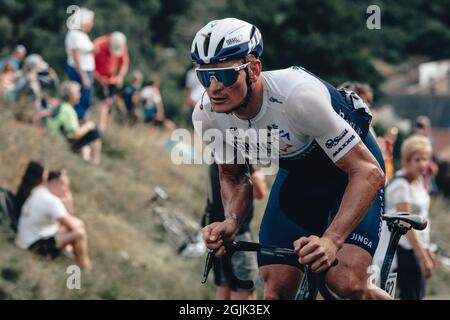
[202,220,238,257]
[294,235,339,273]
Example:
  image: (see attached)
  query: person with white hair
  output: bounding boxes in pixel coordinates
[93,31,129,130]
[64,7,95,121]
[0,44,27,72]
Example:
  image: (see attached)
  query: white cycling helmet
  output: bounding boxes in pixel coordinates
[191,18,263,65]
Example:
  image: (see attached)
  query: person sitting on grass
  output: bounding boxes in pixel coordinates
[15,162,91,270]
[46,80,102,165]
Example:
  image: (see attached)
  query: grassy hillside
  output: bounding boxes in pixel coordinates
[0,105,448,299]
[0,105,219,299]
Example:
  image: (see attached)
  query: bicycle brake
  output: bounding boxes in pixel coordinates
[201,249,216,284]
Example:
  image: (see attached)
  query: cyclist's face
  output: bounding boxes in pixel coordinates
[405,152,430,178]
[198,59,248,113]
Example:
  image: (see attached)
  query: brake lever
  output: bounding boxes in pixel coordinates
[201,248,216,284]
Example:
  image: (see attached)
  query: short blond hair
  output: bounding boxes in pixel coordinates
[401,135,432,167]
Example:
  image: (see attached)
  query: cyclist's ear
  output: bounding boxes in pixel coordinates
[249,60,261,81]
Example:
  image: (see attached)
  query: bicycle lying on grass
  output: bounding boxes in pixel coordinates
[201,212,427,300]
[147,186,205,257]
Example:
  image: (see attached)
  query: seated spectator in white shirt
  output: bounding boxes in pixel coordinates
[15,166,91,270]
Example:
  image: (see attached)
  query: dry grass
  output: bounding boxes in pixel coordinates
[0,106,213,299]
[0,105,448,299]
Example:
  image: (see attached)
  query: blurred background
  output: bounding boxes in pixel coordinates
[0,0,449,299]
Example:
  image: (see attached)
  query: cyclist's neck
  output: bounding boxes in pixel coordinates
[232,79,264,120]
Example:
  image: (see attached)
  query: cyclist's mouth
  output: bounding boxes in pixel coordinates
[211,97,227,104]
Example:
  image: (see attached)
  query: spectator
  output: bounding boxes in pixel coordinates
[0,45,26,72]
[183,67,204,113]
[15,166,91,270]
[65,7,95,121]
[0,61,16,102]
[93,31,129,131]
[382,135,437,299]
[413,116,439,194]
[46,81,102,165]
[122,70,143,126]
[14,54,49,112]
[376,127,399,183]
[202,162,267,300]
[140,79,176,131]
[16,161,48,216]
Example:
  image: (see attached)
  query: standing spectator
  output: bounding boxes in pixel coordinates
[46,81,102,165]
[140,79,176,131]
[93,31,129,131]
[15,165,91,270]
[65,7,95,121]
[183,67,204,113]
[0,61,16,101]
[203,162,267,300]
[0,45,26,72]
[385,135,437,299]
[122,70,143,126]
[412,116,439,194]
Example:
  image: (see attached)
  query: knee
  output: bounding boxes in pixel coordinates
[328,273,366,300]
[74,227,87,240]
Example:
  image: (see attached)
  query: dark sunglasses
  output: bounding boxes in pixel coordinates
[196,62,250,87]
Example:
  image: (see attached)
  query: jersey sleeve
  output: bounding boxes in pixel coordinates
[192,102,239,164]
[286,82,361,162]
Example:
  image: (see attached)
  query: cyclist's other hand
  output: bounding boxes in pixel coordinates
[202,221,237,257]
[293,235,338,273]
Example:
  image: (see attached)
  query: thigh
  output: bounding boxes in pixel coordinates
[55,229,80,249]
[258,168,330,268]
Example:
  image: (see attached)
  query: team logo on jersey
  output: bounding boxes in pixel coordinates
[326,129,348,149]
[332,134,356,158]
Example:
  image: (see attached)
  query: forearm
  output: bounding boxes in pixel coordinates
[118,62,129,79]
[323,164,384,248]
[219,166,253,229]
[406,230,428,258]
[71,49,86,78]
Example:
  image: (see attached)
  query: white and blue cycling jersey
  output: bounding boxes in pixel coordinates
[192,66,385,265]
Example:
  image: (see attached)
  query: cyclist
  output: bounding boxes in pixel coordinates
[191,18,391,299]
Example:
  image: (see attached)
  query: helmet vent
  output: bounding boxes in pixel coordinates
[214,37,225,56]
[203,33,211,57]
[249,26,256,39]
[194,43,200,59]
[220,47,240,57]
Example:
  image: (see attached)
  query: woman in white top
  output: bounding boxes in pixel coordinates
[15,162,91,270]
[385,135,437,299]
[64,7,95,121]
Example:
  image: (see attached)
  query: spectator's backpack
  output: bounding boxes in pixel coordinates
[0,187,19,232]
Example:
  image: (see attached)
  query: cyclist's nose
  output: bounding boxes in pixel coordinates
[209,77,224,91]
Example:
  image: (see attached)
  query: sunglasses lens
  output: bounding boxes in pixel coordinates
[196,68,239,87]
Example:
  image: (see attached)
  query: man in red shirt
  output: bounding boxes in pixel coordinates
[93,31,129,130]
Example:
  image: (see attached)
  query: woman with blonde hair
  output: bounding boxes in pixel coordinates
[385,135,437,299]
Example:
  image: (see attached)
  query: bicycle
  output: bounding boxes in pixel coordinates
[147,186,206,257]
[201,212,427,300]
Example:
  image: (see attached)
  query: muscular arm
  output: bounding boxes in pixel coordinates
[218,163,253,231]
[322,141,385,249]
